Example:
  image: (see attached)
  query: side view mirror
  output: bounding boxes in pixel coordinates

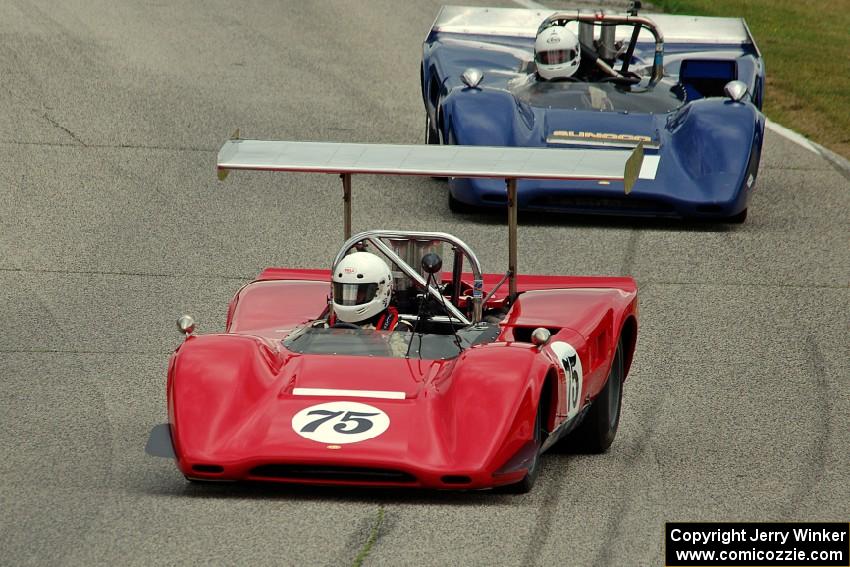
[177,314,196,337]
[531,327,551,348]
[723,80,749,102]
[460,68,483,89]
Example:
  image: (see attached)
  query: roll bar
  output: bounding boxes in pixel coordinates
[334,231,482,325]
[542,11,665,83]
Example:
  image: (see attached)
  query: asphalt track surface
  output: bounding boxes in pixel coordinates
[1,1,847,565]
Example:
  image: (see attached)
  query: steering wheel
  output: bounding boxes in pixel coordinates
[331,321,360,330]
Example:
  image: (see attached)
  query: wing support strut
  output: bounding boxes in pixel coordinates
[342,173,352,240]
[507,178,518,298]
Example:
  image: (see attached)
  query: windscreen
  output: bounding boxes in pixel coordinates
[283,325,499,360]
[510,75,685,114]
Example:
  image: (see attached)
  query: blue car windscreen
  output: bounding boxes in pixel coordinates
[510,78,685,114]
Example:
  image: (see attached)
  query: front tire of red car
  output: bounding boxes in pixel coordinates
[571,339,624,453]
[496,405,544,494]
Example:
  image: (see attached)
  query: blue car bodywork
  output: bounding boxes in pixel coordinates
[421,6,766,221]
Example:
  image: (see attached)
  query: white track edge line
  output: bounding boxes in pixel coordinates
[765,120,819,155]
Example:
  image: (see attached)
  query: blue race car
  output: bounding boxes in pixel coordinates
[421,5,765,222]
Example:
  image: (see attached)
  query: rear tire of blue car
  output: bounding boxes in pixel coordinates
[569,339,624,453]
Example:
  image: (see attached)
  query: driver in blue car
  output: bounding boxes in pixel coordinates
[328,251,412,332]
[534,23,581,81]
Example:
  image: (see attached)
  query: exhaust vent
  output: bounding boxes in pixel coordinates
[192,464,224,473]
[529,195,674,213]
[249,464,416,483]
[441,475,472,485]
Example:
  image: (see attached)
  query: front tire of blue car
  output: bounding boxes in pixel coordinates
[426,113,448,181]
[425,113,440,145]
[727,208,748,224]
[448,192,476,214]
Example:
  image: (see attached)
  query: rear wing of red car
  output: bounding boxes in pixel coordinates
[216,134,644,296]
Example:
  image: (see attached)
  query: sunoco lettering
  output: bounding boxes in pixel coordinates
[552,130,652,143]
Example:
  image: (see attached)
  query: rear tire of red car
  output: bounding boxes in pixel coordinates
[496,405,544,494]
[570,339,624,453]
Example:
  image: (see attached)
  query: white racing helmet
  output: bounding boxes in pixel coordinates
[332,252,393,324]
[534,25,581,80]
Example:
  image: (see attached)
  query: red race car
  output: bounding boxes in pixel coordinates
[146,137,642,492]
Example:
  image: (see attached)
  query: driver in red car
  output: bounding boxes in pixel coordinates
[327,251,412,331]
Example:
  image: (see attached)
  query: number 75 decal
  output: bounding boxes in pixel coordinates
[549,341,584,421]
[292,401,390,444]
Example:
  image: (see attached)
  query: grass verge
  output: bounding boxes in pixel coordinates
[654,0,850,159]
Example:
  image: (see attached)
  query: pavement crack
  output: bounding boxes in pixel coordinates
[0,349,169,355]
[351,505,385,567]
[0,139,215,152]
[40,113,88,147]
[620,229,640,274]
[640,281,848,290]
[0,266,252,280]
[781,335,830,518]
[590,390,666,567]
[521,460,570,567]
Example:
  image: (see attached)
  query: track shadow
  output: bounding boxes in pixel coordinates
[139,477,518,507]
[427,179,741,233]
[449,206,740,233]
[133,458,572,507]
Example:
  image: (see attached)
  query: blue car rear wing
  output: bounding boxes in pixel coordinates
[430,6,757,49]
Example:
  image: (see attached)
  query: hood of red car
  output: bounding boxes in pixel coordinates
[280,354,441,399]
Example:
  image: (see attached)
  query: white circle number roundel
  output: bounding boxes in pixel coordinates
[550,341,584,420]
[291,401,390,444]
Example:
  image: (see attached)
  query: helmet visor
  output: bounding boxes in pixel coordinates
[537,48,578,65]
[333,282,379,306]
